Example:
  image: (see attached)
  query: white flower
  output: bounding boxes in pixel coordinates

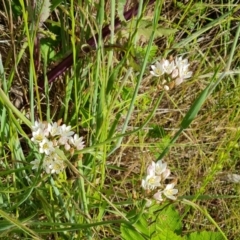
[30,159,41,170]
[70,134,85,150]
[32,121,49,136]
[49,159,65,174]
[48,122,61,136]
[174,56,193,85]
[150,60,166,77]
[163,183,178,200]
[39,138,55,155]
[42,153,65,174]
[162,59,175,74]
[161,168,171,181]
[178,64,193,79]
[45,165,53,174]
[175,66,193,85]
[171,68,179,79]
[31,128,46,143]
[58,136,70,145]
[60,124,74,136]
[32,121,46,132]
[145,160,170,180]
[175,56,189,68]
[42,154,54,172]
[58,124,74,145]
[155,160,167,176]
[142,174,161,190]
[147,161,156,175]
[150,56,193,86]
[153,191,164,202]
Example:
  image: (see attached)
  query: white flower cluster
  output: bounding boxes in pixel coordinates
[30,121,85,174]
[150,56,193,90]
[142,160,178,203]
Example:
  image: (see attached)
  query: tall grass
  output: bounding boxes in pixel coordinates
[0,0,240,239]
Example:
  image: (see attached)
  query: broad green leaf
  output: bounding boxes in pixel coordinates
[137,27,177,42]
[152,229,184,240]
[120,18,177,43]
[186,231,224,240]
[133,213,149,237]
[122,210,150,238]
[28,0,51,25]
[156,205,182,234]
[36,0,51,24]
[117,0,127,22]
[40,41,56,60]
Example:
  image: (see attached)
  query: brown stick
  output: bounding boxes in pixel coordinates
[39,0,155,88]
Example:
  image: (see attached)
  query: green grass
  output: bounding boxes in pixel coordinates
[0,0,240,239]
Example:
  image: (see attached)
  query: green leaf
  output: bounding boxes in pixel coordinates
[121,18,177,43]
[156,205,182,235]
[28,0,51,25]
[133,214,149,237]
[137,26,177,42]
[186,231,224,240]
[117,0,127,22]
[180,83,212,129]
[37,0,51,24]
[51,0,62,10]
[40,40,56,61]
[152,229,184,240]
[121,210,151,239]
[121,223,146,240]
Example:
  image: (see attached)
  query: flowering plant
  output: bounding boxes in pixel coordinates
[150,56,193,90]
[30,120,85,174]
[142,159,178,204]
